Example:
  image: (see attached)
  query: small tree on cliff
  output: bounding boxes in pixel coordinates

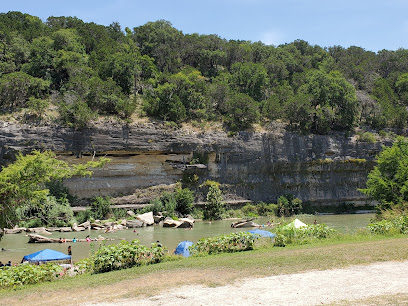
[0,150,110,233]
[360,137,408,213]
[202,180,224,220]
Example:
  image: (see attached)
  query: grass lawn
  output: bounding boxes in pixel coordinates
[1,234,408,305]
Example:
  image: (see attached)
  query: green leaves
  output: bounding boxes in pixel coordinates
[0,150,110,229]
[191,232,259,255]
[77,240,167,274]
[360,137,408,211]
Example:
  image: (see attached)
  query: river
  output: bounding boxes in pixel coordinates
[0,214,374,265]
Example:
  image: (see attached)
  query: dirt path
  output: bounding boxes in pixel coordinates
[89,260,408,305]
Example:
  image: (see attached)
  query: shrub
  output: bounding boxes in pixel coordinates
[160,192,177,217]
[150,198,164,215]
[241,204,259,217]
[76,240,166,274]
[275,223,336,245]
[190,232,259,255]
[277,194,302,217]
[174,187,194,215]
[0,263,63,288]
[91,196,112,220]
[203,184,224,220]
[367,215,408,235]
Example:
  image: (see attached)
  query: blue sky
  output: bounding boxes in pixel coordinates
[2,0,408,52]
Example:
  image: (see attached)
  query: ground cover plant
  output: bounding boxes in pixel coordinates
[190,231,259,255]
[0,263,64,289]
[76,240,166,274]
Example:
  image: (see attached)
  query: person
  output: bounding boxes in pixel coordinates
[86,235,91,242]
[72,237,77,243]
[0,261,3,267]
[58,237,63,243]
[5,261,11,266]
[68,245,72,256]
[314,219,318,225]
[156,240,163,247]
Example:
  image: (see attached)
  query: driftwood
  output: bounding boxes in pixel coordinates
[27,234,114,243]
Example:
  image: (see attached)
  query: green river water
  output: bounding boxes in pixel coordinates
[0,214,374,264]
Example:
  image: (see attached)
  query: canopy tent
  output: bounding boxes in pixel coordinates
[175,241,194,257]
[248,229,276,238]
[23,249,71,263]
[293,219,307,228]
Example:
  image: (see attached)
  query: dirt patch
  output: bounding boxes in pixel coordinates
[88,261,408,306]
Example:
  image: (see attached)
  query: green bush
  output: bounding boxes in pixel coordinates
[150,198,164,215]
[275,223,336,245]
[367,215,408,234]
[0,263,63,288]
[241,204,259,217]
[203,184,224,220]
[160,192,177,217]
[76,240,167,274]
[16,196,75,227]
[91,196,112,220]
[277,195,303,217]
[190,231,259,255]
[174,187,194,215]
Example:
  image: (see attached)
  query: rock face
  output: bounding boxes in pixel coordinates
[0,121,393,206]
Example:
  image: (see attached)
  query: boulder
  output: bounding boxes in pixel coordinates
[72,226,86,232]
[59,227,73,232]
[91,223,104,230]
[127,210,136,217]
[177,218,194,228]
[231,220,260,228]
[162,217,182,228]
[154,215,164,223]
[126,219,144,228]
[136,211,154,226]
[78,221,91,229]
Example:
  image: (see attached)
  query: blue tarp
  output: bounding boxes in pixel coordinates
[175,240,194,257]
[248,229,277,238]
[23,249,71,262]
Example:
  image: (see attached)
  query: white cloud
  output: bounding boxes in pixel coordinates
[259,29,285,46]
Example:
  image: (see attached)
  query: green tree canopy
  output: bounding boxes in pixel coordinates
[360,137,408,212]
[0,150,110,230]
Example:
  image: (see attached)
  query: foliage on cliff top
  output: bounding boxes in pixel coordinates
[2,12,408,133]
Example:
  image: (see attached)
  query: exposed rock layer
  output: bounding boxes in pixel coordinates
[0,121,391,206]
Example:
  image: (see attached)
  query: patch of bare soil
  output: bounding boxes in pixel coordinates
[89,261,408,306]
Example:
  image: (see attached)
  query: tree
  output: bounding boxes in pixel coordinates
[223,92,259,131]
[360,137,408,212]
[299,69,359,133]
[0,150,110,231]
[203,182,224,220]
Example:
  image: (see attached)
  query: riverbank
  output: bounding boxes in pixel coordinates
[0,234,407,305]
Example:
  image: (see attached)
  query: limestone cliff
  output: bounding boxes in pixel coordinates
[0,121,391,206]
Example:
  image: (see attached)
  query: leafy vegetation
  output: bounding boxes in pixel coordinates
[360,137,408,212]
[202,181,225,220]
[1,12,408,132]
[0,263,64,289]
[277,194,303,217]
[0,150,109,231]
[274,222,337,246]
[190,231,259,255]
[76,240,166,274]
